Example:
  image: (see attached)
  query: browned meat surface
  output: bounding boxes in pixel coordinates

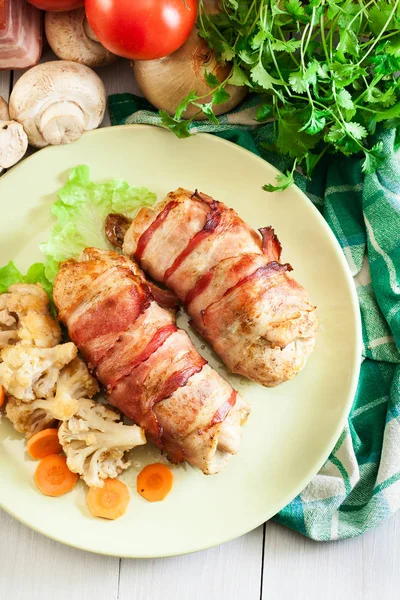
[106,189,318,387]
[54,248,250,474]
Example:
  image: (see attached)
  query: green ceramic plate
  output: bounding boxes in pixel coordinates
[0,125,361,557]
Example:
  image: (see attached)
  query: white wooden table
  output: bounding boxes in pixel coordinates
[1,54,399,600]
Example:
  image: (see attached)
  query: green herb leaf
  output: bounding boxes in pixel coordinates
[345,121,367,139]
[251,62,282,90]
[288,71,308,93]
[337,89,355,110]
[228,63,250,86]
[256,102,274,122]
[204,71,220,88]
[174,91,199,120]
[262,169,295,192]
[212,87,231,105]
[160,110,192,138]
[300,110,327,135]
[277,109,322,158]
[270,39,302,52]
[284,0,307,21]
[194,102,219,124]
[361,142,385,174]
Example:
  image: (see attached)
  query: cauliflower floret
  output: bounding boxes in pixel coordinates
[0,343,77,401]
[0,284,57,352]
[55,358,99,404]
[6,283,49,317]
[18,312,61,348]
[5,395,57,438]
[0,295,18,350]
[58,399,146,487]
[4,359,98,436]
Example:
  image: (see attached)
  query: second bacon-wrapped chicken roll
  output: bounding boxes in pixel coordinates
[53,248,250,475]
[106,188,318,387]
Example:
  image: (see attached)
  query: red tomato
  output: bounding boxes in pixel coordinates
[85,0,197,61]
[27,0,83,10]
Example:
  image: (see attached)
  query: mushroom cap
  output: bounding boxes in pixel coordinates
[45,9,117,68]
[0,96,10,121]
[0,121,28,169]
[9,61,106,148]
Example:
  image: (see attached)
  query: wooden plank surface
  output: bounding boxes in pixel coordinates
[118,526,264,600]
[262,515,400,600]
[0,511,120,600]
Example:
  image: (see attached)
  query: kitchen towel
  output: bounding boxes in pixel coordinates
[109,93,400,541]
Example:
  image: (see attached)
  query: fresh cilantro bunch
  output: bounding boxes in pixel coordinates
[161,0,400,190]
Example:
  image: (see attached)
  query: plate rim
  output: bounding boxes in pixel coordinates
[0,124,362,557]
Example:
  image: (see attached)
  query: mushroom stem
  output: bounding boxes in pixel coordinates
[9,61,106,148]
[40,101,85,145]
[83,19,99,43]
[0,96,28,170]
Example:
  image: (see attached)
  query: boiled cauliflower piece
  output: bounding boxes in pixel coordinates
[5,395,57,438]
[5,283,49,317]
[0,343,77,401]
[0,283,58,351]
[55,358,99,405]
[0,295,18,350]
[59,399,146,487]
[49,357,100,419]
[4,359,99,436]
[18,312,61,348]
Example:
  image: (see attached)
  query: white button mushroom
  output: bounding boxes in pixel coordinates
[0,96,28,171]
[9,61,107,148]
[45,8,117,68]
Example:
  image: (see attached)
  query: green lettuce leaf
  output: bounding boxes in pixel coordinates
[41,165,157,282]
[0,262,52,296]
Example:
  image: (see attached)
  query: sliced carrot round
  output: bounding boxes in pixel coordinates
[0,384,5,408]
[137,463,173,503]
[27,428,62,460]
[34,454,78,497]
[87,478,130,520]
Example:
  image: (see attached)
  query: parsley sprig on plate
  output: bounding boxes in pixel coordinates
[161,0,400,190]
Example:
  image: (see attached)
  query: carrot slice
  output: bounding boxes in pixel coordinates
[137,463,173,502]
[0,385,5,408]
[27,428,62,460]
[87,478,130,520]
[34,454,78,497]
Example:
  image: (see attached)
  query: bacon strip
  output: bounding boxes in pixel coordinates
[152,357,207,406]
[201,262,292,323]
[259,227,282,262]
[210,390,237,427]
[101,324,178,389]
[185,267,215,306]
[164,206,224,282]
[134,200,179,262]
[70,283,151,347]
[148,281,179,309]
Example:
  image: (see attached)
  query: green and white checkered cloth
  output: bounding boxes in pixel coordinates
[109,94,400,541]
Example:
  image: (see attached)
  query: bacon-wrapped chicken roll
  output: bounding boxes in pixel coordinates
[53,248,250,475]
[106,188,318,387]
